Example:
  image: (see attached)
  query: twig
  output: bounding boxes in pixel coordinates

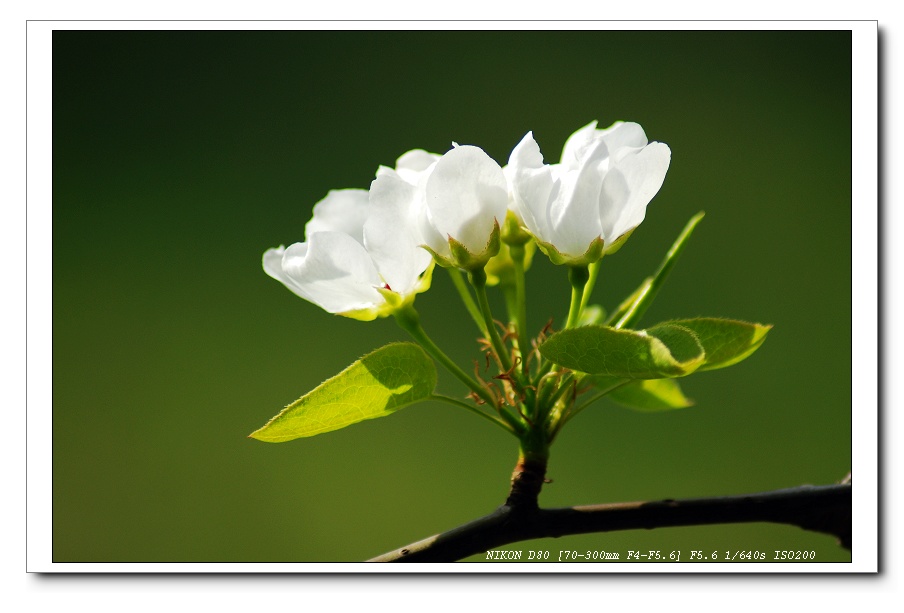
[368,482,852,562]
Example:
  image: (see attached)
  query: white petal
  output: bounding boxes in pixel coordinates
[396,149,441,173]
[366,171,433,294]
[304,189,370,244]
[391,149,441,185]
[508,132,556,244]
[599,142,671,242]
[560,120,599,169]
[281,232,384,314]
[597,121,649,154]
[547,138,608,257]
[424,145,508,255]
[263,245,314,302]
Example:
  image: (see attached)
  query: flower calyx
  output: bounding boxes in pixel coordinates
[421,218,502,272]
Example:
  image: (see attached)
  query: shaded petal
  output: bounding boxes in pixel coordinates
[508,132,557,244]
[424,145,508,255]
[599,142,671,242]
[366,171,433,294]
[304,189,370,244]
[281,232,383,314]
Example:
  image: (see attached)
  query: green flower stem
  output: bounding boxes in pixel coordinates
[546,372,575,408]
[469,268,536,420]
[579,260,601,314]
[501,281,524,363]
[469,268,514,373]
[448,268,487,335]
[532,265,592,418]
[532,371,558,415]
[539,372,578,438]
[564,265,590,329]
[393,304,497,409]
[530,264,591,399]
[430,394,514,434]
[531,361,559,414]
[509,243,531,373]
[501,281,519,330]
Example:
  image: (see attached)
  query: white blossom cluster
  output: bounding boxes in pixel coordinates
[264,121,671,320]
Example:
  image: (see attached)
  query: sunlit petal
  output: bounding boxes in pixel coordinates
[279,232,383,314]
[424,145,508,256]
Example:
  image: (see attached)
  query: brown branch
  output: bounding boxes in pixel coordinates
[368,482,852,562]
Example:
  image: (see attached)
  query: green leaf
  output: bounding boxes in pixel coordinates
[607,211,705,329]
[664,318,772,371]
[249,342,437,443]
[538,324,705,378]
[608,378,694,412]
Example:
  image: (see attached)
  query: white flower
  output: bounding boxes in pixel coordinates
[373,145,509,270]
[263,187,433,321]
[508,120,671,265]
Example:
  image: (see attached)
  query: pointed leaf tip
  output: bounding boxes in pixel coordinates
[250,342,437,442]
[664,318,771,371]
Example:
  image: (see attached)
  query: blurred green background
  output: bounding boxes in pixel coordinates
[52,30,851,563]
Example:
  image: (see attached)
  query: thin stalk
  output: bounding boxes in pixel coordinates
[564,265,590,329]
[533,265,592,420]
[530,265,591,395]
[546,372,575,409]
[534,371,578,432]
[501,281,520,339]
[469,268,513,373]
[448,268,487,335]
[509,243,531,373]
[533,370,561,415]
[471,269,536,419]
[579,260,601,313]
[393,305,496,408]
[430,394,514,434]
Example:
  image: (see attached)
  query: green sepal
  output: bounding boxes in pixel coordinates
[538,323,705,378]
[249,342,437,442]
[421,220,501,271]
[536,235,606,266]
[337,261,435,321]
[501,209,533,246]
[661,318,772,371]
[603,229,635,255]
